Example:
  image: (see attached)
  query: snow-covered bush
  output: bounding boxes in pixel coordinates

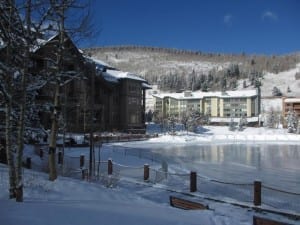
[286,110,298,133]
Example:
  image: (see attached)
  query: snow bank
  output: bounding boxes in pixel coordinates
[143,126,300,145]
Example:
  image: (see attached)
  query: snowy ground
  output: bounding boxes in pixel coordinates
[0,165,259,225]
[143,125,300,144]
[0,125,299,225]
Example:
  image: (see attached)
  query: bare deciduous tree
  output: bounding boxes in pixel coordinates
[46,0,97,181]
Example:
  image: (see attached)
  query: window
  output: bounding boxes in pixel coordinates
[128,97,139,105]
[113,95,119,104]
[223,97,247,117]
[130,112,140,124]
[129,84,140,94]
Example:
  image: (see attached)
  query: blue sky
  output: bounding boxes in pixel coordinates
[88,0,300,55]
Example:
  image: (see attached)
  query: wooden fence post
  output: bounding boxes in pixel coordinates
[108,158,113,175]
[190,171,197,192]
[39,148,43,159]
[26,157,31,169]
[80,154,84,168]
[82,169,86,180]
[58,151,63,164]
[144,164,149,181]
[253,180,261,206]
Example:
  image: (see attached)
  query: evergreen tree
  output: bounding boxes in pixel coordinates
[272,86,282,96]
[266,108,280,128]
[229,117,236,131]
[167,115,176,135]
[202,81,208,92]
[238,114,247,131]
[254,79,262,88]
[221,76,227,91]
[286,109,298,133]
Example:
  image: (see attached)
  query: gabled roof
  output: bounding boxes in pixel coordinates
[31,32,81,56]
[32,32,86,70]
[31,35,57,53]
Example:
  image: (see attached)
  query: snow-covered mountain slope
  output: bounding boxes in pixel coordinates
[86,46,232,77]
[261,63,300,97]
[85,46,300,98]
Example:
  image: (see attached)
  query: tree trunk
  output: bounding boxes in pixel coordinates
[15,68,27,202]
[48,82,59,181]
[15,83,25,201]
[5,99,16,199]
[16,0,32,201]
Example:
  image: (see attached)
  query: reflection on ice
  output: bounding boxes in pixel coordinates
[153,144,300,172]
[73,140,300,212]
[115,142,300,192]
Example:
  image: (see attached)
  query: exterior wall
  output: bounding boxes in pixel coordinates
[211,97,218,117]
[118,79,145,132]
[223,97,248,117]
[281,98,300,128]
[169,97,179,117]
[282,98,300,118]
[162,97,168,118]
[187,99,200,112]
[219,99,224,117]
[247,98,252,117]
[33,44,87,132]
[203,98,211,115]
[199,99,203,113]
[6,33,148,134]
[178,100,187,118]
[154,97,163,117]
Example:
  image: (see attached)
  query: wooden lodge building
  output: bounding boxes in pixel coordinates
[282,97,300,118]
[30,33,150,134]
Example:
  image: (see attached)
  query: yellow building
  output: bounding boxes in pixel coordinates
[153,89,260,124]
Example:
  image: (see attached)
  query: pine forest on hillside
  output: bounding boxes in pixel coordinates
[85,46,300,93]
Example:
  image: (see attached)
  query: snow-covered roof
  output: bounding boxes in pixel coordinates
[85,57,147,83]
[283,98,300,103]
[103,69,146,82]
[31,35,58,53]
[142,82,152,89]
[153,89,258,100]
[90,57,112,68]
[31,32,79,53]
[102,69,119,83]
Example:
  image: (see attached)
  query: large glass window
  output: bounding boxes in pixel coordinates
[223,98,247,117]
